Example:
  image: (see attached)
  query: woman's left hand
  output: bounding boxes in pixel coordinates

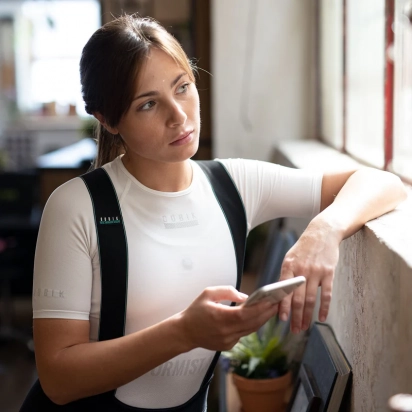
[277,166,407,334]
[277,217,342,333]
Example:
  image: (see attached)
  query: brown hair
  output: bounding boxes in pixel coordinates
[80,14,196,168]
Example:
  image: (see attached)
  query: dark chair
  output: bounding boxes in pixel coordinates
[255,218,298,288]
[0,171,40,351]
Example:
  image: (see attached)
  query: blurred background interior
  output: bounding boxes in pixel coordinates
[0,0,411,411]
[0,1,211,410]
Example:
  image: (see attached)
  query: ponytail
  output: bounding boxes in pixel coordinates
[93,123,125,169]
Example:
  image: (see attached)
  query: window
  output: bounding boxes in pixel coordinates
[346,0,386,169]
[393,0,412,180]
[320,0,344,151]
[17,0,100,116]
[319,0,412,182]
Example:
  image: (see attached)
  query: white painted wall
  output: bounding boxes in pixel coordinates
[211,0,317,160]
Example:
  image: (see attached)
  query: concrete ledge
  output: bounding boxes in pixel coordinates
[272,139,412,412]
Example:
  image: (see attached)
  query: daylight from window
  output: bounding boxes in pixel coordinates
[19,0,100,116]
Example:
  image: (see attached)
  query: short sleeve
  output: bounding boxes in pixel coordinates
[32,177,97,320]
[216,158,323,231]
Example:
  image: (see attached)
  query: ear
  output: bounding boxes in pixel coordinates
[93,112,119,135]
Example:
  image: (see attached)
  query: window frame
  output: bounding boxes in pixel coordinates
[318,0,412,185]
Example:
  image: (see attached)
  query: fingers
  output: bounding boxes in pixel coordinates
[301,281,318,331]
[234,303,279,337]
[278,254,335,333]
[221,300,278,336]
[289,277,332,333]
[202,301,279,351]
[319,276,333,322]
[290,282,306,334]
[278,261,294,322]
[203,285,248,304]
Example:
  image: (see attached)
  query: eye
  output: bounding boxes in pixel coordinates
[140,100,156,111]
[177,83,190,94]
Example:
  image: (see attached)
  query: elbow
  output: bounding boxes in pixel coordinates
[367,168,408,207]
[41,385,67,406]
[49,396,70,407]
[39,375,76,406]
[389,173,408,205]
[41,383,69,406]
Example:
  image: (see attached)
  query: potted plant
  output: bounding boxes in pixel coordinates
[221,315,293,412]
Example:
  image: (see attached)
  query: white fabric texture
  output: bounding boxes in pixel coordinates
[32,156,322,408]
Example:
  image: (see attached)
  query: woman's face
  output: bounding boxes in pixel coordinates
[110,48,200,167]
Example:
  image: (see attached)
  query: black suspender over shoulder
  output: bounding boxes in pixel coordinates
[196,160,247,390]
[81,168,128,343]
[196,160,247,291]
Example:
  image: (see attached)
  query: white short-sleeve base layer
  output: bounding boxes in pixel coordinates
[33,156,322,408]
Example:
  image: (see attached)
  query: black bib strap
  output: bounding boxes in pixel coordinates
[197,160,247,388]
[81,168,128,342]
[197,160,247,290]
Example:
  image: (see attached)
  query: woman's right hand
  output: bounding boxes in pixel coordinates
[178,286,279,352]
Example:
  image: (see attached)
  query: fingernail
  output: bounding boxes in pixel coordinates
[280,312,288,321]
[302,324,308,331]
[292,327,300,334]
[239,292,248,298]
[319,315,326,322]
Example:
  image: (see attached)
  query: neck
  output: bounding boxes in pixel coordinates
[121,155,193,192]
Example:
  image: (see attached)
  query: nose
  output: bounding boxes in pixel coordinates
[166,99,187,127]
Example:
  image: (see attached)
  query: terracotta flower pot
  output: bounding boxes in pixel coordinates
[232,371,292,412]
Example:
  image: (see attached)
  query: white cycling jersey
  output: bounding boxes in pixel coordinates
[32,156,322,408]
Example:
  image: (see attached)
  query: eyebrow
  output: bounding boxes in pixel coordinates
[133,72,188,101]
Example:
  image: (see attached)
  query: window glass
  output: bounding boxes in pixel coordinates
[320,0,343,150]
[346,0,385,168]
[392,0,412,179]
[19,0,100,116]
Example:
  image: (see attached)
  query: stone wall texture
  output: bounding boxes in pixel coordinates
[328,227,412,412]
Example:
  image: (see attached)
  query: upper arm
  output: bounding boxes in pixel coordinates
[217,158,324,228]
[320,168,359,211]
[33,319,90,390]
[33,178,95,321]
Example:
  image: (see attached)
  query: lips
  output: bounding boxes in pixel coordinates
[170,130,194,145]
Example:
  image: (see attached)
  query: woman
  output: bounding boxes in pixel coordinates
[24,14,406,411]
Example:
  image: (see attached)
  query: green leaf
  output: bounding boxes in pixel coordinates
[222,315,291,379]
[247,357,262,376]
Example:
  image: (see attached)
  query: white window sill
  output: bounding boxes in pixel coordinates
[273,139,412,269]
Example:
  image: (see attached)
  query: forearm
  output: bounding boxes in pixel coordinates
[313,168,407,240]
[278,168,406,330]
[37,313,189,405]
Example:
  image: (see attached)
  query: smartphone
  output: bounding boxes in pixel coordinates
[243,276,306,307]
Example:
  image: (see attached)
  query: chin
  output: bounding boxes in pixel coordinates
[181,138,199,160]
[188,141,200,159]
[168,137,199,163]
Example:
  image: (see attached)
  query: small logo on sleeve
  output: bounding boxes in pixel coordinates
[99,216,121,225]
[33,288,65,298]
